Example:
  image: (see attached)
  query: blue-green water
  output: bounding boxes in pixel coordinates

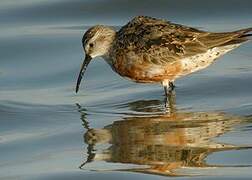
[0,0,252,179]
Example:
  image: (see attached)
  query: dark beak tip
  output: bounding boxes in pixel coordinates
[75,54,92,94]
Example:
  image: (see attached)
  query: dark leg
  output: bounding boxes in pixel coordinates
[163,83,176,111]
[169,81,175,91]
[164,85,169,97]
[163,81,176,98]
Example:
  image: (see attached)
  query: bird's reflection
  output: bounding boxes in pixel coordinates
[77,100,250,176]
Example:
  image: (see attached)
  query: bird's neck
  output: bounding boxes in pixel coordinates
[102,31,116,67]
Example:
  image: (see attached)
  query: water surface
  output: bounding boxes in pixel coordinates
[0,0,252,179]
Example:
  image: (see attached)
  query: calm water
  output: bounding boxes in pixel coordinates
[1,0,252,179]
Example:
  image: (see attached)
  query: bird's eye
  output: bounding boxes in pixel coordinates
[89,43,94,48]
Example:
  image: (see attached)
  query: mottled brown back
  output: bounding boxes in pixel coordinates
[113,16,251,65]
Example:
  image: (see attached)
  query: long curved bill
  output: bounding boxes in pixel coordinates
[75,54,92,93]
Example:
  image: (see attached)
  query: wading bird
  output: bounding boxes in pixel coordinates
[76,16,251,97]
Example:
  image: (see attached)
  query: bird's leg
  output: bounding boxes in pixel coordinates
[162,80,175,97]
[162,80,169,97]
[162,80,176,109]
[167,90,176,112]
[164,85,169,97]
[164,86,170,108]
[169,81,175,91]
[164,87,176,109]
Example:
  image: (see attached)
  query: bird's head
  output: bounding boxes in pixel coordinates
[76,25,116,93]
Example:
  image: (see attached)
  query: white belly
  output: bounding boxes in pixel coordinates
[180,44,241,76]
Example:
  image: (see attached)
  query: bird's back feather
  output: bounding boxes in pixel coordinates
[113,16,251,66]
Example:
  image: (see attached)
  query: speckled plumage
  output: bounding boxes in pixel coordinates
[108,16,251,83]
[76,16,252,96]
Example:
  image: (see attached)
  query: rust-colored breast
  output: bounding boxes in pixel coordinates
[112,53,183,83]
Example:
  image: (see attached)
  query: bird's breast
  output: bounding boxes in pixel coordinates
[106,53,182,83]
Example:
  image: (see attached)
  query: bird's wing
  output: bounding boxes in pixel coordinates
[114,16,246,65]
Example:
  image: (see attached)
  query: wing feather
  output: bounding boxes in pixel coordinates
[113,16,248,66]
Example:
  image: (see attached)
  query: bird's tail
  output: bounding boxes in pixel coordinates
[234,27,252,39]
[220,27,252,46]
